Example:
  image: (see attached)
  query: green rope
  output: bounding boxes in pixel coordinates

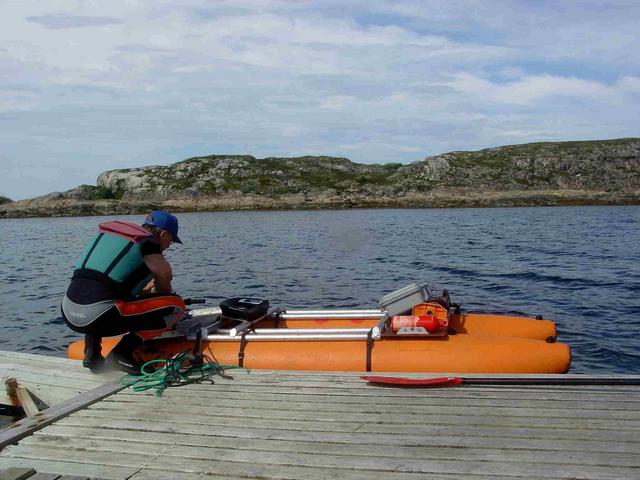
[120,351,248,396]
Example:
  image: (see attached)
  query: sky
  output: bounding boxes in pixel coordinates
[1,0,639,200]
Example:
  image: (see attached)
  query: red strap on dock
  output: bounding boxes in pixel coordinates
[360,376,463,388]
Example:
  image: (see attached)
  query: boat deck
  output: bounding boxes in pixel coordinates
[0,351,639,479]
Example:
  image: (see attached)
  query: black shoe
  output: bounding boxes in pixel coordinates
[83,334,106,373]
[108,355,142,375]
[87,358,110,374]
[106,333,144,375]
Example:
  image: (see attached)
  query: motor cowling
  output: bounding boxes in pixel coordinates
[412,301,450,327]
[220,298,269,321]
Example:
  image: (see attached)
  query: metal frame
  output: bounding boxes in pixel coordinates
[207,332,376,342]
[169,306,444,343]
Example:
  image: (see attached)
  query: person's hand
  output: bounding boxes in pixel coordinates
[140,279,156,295]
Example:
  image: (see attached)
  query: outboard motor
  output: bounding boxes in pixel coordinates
[220,298,269,322]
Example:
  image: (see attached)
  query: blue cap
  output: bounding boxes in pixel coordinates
[144,210,182,244]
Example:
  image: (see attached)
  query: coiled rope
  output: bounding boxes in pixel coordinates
[120,350,247,396]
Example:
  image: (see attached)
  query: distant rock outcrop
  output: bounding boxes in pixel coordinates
[0,196,12,205]
[94,155,395,201]
[399,139,640,192]
[2,138,639,218]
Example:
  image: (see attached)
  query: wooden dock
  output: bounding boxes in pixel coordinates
[0,350,120,410]
[0,351,639,479]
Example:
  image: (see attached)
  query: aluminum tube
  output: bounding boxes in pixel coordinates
[188,307,386,319]
[283,309,381,316]
[206,333,374,342]
[189,307,383,317]
[189,307,222,317]
[228,328,372,335]
[229,320,252,337]
[281,312,384,320]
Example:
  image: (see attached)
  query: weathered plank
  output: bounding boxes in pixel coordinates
[109,387,640,410]
[0,467,36,480]
[4,441,638,480]
[72,401,640,431]
[0,355,112,384]
[6,382,41,418]
[64,408,640,442]
[0,381,124,451]
[27,474,61,480]
[96,395,640,420]
[21,426,640,467]
[0,368,111,389]
[0,351,119,409]
[0,458,134,480]
[145,379,640,402]
[0,351,79,366]
[164,369,638,385]
[0,447,576,480]
[127,470,540,480]
[39,422,640,454]
[0,445,471,480]
[2,387,84,409]
[1,363,639,480]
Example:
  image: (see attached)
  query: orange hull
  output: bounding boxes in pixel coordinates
[278,313,557,341]
[67,313,570,374]
[450,313,557,339]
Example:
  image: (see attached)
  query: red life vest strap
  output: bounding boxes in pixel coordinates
[98,221,154,243]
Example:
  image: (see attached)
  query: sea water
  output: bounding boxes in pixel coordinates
[1,206,639,373]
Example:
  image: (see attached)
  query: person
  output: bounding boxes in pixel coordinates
[61,210,185,374]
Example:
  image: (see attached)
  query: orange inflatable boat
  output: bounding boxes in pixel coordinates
[67,283,572,373]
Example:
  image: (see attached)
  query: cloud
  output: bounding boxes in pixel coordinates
[444,74,627,105]
[26,14,123,29]
[618,76,640,92]
[0,88,38,113]
[320,95,357,110]
[0,1,638,200]
[376,1,640,68]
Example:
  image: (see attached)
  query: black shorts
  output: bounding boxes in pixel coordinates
[63,294,185,338]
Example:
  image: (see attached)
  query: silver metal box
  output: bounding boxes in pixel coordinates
[379,282,432,316]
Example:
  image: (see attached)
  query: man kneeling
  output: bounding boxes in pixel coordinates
[61,210,184,374]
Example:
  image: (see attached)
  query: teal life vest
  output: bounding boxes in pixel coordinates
[75,221,156,296]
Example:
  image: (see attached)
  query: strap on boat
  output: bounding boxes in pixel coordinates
[269,306,285,329]
[238,332,248,368]
[366,329,374,372]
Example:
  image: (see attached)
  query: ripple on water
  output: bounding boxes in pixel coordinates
[1,206,639,373]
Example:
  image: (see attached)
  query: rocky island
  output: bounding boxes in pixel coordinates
[2,138,639,218]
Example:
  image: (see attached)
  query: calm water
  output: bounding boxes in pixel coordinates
[1,206,639,373]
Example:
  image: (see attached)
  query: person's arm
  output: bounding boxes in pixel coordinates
[143,254,173,294]
[139,278,155,295]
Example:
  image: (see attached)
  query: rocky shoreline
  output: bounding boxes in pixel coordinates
[1,189,638,219]
[2,138,639,219]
